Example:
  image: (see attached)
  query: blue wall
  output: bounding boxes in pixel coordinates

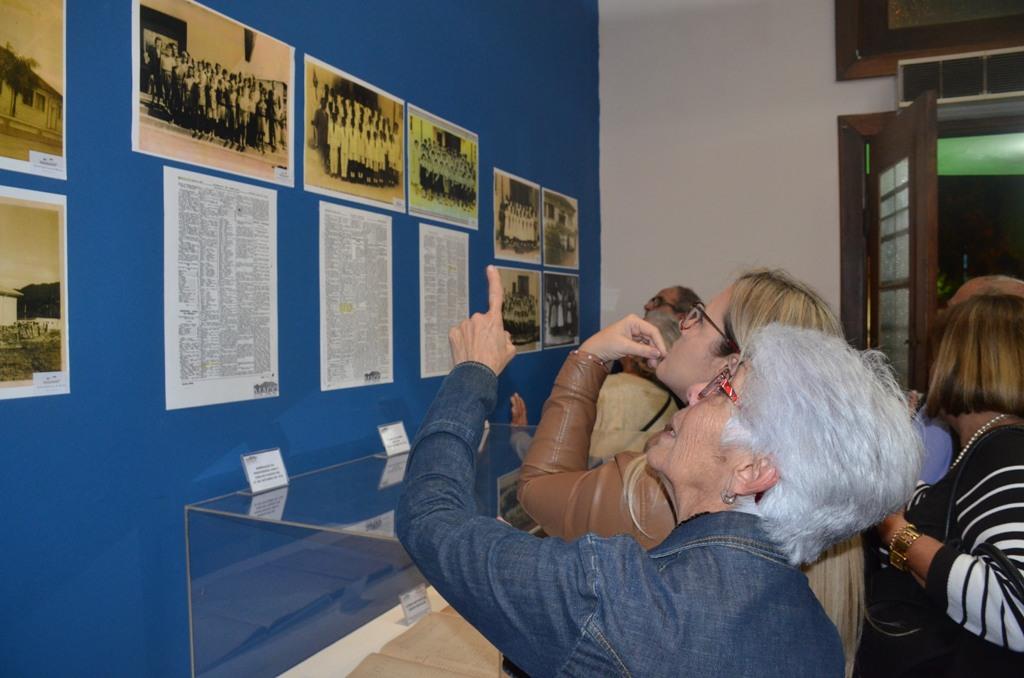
[0,1,600,675]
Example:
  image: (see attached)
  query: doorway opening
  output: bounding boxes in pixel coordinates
[936,132,1024,305]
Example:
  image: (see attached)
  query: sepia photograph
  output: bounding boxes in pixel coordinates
[0,0,65,179]
[542,188,579,269]
[493,168,540,264]
[497,469,537,533]
[132,0,294,186]
[543,271,579,348]
[498,266,541,354]
[0,185,68,400]
[305,55,404,212]
[407,105,478,229]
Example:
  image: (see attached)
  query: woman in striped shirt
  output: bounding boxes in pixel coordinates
[858,294,1024,676]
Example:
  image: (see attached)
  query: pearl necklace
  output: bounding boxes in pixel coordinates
[949,413,1010,471]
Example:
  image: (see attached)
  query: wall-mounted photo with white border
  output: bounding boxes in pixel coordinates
[493,168,540,264]
[407,105,478,229]
[498,266,541,354]
[542,188,578,269]
[132,0,295,186]
[305,56,405,212]
[543,271,579,348]
[0,185,69,400]
[0,0,66,179]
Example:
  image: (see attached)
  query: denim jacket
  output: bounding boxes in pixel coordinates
[397,363,843,677]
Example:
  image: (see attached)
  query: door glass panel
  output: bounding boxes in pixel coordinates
[894,158,909,186]
[879,287,910,387]
[877,156,912,385]
[880,233,910,283]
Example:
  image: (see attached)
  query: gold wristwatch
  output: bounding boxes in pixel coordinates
[889,524,922,572]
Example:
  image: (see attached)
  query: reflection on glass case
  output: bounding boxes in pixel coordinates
[185,423,535,678]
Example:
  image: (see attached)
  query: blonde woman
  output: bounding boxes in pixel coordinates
[519,269,867,675]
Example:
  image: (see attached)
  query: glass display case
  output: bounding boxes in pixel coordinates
[185,423,534,678]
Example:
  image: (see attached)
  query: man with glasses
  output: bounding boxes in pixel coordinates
[644,285,700,320]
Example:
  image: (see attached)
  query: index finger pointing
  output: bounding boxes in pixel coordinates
[486,265,503,316]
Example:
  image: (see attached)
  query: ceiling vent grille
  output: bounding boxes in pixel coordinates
[898,46,1024,106]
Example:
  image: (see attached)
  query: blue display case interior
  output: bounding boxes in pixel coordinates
[186,423,534,677]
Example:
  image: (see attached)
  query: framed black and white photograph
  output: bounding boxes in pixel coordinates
[0,0,65,179]
[0,185,68,400]
[493,168,540,264]
[304,55,405,212]
[542,188,579,269]
[543,271,579,348]
[132,0,294,186]
[498,266,541,354]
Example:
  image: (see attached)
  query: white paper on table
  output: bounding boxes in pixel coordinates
[341,510,396,538]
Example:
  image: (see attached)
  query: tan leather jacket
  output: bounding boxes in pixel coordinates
[517,352,677,550]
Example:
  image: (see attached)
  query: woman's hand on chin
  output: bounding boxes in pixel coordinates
[579,314,667,366]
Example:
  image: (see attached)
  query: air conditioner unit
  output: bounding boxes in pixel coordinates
[897,46,1024,107]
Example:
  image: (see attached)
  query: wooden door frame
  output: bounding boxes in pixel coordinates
[838,108,1024,352]
[838,111,891,350]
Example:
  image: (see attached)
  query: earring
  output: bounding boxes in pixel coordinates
[721,490,736,505]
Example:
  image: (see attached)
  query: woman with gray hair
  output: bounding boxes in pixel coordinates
[397,267,921,677]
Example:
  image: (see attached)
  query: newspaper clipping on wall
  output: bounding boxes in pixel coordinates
[419,223,468,378]
[319,201,393,390]
[163,167,279,409]
[0,185,68,400]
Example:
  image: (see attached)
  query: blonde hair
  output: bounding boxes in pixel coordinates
[723,268,842,355]
[626,269,842,525]
[926,293,1024,419]
[623,270,863,674]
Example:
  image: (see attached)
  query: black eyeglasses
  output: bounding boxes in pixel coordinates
[679,302,740,354]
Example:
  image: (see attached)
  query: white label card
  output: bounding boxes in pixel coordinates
[29,151,66,176]
[378,453,409,489]
[378,421,411,456]
[248,486,288,520]
[241,448,289,494]
[33,372,67,392]
[399,583,431,626]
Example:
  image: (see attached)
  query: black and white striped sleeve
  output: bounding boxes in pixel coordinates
[926,431,1024,651]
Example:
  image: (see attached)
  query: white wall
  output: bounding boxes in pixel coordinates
[599,0,895,322]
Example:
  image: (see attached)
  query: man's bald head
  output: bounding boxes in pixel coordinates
[950,275,1024,306]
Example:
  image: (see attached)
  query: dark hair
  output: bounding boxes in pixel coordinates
[667,286,701,315]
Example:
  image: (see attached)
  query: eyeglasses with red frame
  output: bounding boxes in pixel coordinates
[679,302,740,354]
[696,365,741,405]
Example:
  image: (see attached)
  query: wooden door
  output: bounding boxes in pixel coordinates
[866,92,937,390]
